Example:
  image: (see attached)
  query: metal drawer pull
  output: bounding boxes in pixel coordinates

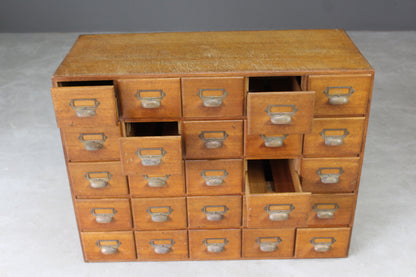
[323,86,355,105]
[202,205,229,221]
[203,238,228,253]
[199,131,229,149]
[96,240,121,255]
[256,237,282,252]
[200,169,228,186]
[316,167,344,184]
[144,174,170,188]
[310,237,336,252]
[260,134,288,148]
[136,148,167,166]
[313,203,340,219]
[265,104,298,125]
[85,171,112,189]
[197,88,228,107]
[264,204,295,221]
[150,239,175,254]
[320,129,349,146]
[69,98,100,118]
[78,133,107,151]
[147,206,173,222]
[135,89,166,108]
[91,208,117,223]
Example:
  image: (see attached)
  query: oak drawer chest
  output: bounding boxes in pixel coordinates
[51,30,374,261]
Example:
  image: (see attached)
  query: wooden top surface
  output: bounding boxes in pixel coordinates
[53,30,373,79]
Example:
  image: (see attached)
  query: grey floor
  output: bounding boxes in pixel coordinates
[0,31,415,277]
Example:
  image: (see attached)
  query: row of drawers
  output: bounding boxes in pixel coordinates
[52,75,372,128]
[75,193,355,231]
[81,227,351,261]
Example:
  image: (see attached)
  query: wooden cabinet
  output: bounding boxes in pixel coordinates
[52,30,373,261]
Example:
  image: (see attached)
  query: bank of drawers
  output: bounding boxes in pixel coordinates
[52,73,372,261]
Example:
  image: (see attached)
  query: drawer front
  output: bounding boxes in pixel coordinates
[120,136,183,175]
[185,159,243,196]
[301,157,360,193]
[129,165,185,197]
[189,229,241,260]
[118,78,181,119]
[242,228,295,258]
[81,231,136,261]
[187,196,241,229]
[52,86,118,128]
[61,126,121,162]
[247,91,315,135]
[308,194,355,227]
[135,230,188,260]
[246,193,310,228]
[68,161,128,197]
[132,197,187,230]
[295,227,351,258]
[308,74,372,116]
[76,199,132,231]
[303,118,365,157]
[183,120,243,159]
[245,133,302,159]
[182,77,244,118]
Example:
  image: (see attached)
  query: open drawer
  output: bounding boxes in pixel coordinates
[245,159,311,228]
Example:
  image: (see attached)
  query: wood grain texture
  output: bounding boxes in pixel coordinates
[189,229,241,260]
[51,86,118,127]
[135,230,188,260]
[182,77,244,118]
[187,195,242,229]
[81,231,136,261]
[68,161,128,197]
[53,30,373,79]
[75,199,132,231]
[308,194,355,227]
[185,159,243,196]
[242,228,295,258]
[301,157,360,193]
[295,227,351,258]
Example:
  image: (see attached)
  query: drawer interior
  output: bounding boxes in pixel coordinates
[57,80,114,87]
[248,76,301,92]
[125,122,179,137]
[246,159,302,194]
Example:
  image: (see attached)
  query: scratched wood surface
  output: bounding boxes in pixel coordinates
[53,30,373,79]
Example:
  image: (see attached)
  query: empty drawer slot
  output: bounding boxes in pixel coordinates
[248,76,301,92]
[125,122,179,137]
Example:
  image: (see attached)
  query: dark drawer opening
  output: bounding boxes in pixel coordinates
[248,76,301,92]
[57,80,114,87]
[247,159,301,193]
[125,122,179,137]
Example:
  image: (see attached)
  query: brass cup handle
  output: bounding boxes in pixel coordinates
[200,169,228,186]
[316,167,344,184]
[78,133,107,151]
[147,206,173,222]
[150,239,175,254]
[320,129,349,146]
[313,203,340,219]
[85,171,112,189]
[135,89,166,109]
[324,86,355,105]
[310,237,336,252]
[144,174,170,188]
[265,104,298,125]
[202,205,229,221]
[199,131,228,149]
[203,238,228,253]
[69,98,100,118]
[264,204,295,221]
[96,240,121,255]
[256,237,282,252]
[136,148,167,166]
[91,208,117,224]
[197,88,228,107]
[260,134,288,148]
